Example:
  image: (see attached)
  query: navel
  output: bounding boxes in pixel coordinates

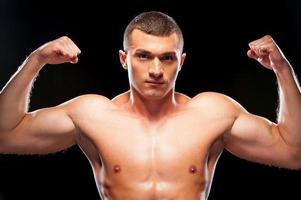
[113,164,121,173]
[189,165,197,174]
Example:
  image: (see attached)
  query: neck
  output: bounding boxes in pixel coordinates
[129,89,177,122]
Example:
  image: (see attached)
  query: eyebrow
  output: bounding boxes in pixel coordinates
[135,49,152,55]
[134,49,177,56]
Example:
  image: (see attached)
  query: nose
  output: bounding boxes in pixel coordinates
[149,58,163,79]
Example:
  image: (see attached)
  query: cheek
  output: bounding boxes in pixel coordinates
[166,66,180,80]
[129,64,145,81]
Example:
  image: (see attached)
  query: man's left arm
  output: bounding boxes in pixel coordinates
[223,35,301,169]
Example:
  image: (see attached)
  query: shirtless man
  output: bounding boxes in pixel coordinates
[0,11,300,200]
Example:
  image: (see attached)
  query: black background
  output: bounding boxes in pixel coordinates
[0,0,301,199]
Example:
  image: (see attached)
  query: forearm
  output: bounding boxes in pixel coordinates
[276,64,301,146]
[0,52,44,131]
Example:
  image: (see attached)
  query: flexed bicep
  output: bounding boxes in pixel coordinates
[223,109,299,169]
[0,104,77,154]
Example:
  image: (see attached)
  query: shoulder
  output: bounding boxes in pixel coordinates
[190,92,240,106]
[175,92,191,104]
[188,92,245,115]
[60,94,116,113]
[65,94,112,105]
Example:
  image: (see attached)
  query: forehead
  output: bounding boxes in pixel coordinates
[129,29,180,54]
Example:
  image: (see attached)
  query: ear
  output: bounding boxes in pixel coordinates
[179,52,186,71]
[119,50,127,70]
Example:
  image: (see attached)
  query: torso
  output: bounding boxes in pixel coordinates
[69,92,236,200]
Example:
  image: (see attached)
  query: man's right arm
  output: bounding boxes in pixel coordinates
[0,36,81,154]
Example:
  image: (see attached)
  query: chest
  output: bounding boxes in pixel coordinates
[75,111,229,179]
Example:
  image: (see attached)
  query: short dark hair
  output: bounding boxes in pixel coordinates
[123,11,184,52]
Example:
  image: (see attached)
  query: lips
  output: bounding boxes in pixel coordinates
[145,80,165,85]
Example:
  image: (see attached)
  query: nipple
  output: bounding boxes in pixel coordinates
[189,165,197,174]
[113,165,121,173]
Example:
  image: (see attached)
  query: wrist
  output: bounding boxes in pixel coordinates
[273,61,292,75]
[274,63,296,84]
[27,50,46,72]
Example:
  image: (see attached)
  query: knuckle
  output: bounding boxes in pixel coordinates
[60,35,70,40]
[57,36,71,45]
[264,35,273,42]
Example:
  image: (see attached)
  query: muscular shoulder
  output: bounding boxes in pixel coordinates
[61,94,116,114]
[188,92,245,117]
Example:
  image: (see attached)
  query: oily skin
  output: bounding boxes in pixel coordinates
[71,30,228,199]
[1,31,301,200]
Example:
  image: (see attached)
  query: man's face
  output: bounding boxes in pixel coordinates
[120,29,186,100]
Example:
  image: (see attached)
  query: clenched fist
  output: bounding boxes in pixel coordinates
[247,35,290,72]
[33,36,81,66]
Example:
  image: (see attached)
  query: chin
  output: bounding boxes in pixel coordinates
[132,84,173,100]
[141,90,169,100]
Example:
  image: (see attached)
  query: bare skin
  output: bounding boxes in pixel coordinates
[0,30,301,200]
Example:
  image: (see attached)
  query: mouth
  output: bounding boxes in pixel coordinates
[145,80,165,85]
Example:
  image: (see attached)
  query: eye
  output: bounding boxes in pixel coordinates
[137,53,150,60]
[161,55,175,61]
